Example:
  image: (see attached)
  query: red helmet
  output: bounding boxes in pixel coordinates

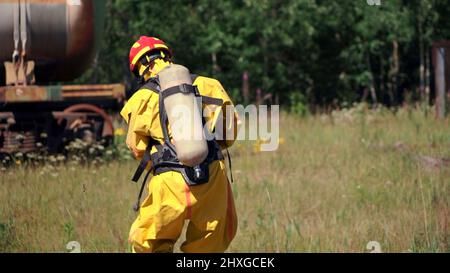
[128,36,171,74]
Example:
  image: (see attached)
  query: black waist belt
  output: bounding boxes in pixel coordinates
[150,141,224,186]
[131,140,223,212]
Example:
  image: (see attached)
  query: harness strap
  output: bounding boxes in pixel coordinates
[201,96,223,106]
[190,74,223,106]
[140,78,160,93]
[131,140,155,183]
[158,88,177,154]
[133,166,153,212]
[150,143,224,173]
[161,83,197,99]
[137,76,222,106]
[226,148,234,183]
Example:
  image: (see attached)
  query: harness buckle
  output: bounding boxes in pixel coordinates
[193,165,206,181]
[162,146,172,161]
[179,84,191,94]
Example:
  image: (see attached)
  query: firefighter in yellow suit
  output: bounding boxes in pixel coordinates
[121,36,238,253]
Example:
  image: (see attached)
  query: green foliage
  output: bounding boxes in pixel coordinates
[73,0,449,108]
[0,219,18,252]
[289,92,310,117]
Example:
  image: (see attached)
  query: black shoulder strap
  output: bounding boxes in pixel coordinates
[139,78,160,93]
[158,89,178,153]
[131,137,160,211]
[226,148,234,183]
[161,84,197,100]
[131,137,159,182]
[201,96,223,106]
[190,74,223,106]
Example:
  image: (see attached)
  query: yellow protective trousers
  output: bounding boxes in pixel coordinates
[129,160,237,253]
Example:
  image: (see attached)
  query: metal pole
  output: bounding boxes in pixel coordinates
[435,47,446,118]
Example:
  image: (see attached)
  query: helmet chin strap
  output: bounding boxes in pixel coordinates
[138,65,152,84]
[136,49,173,84]
[149,58,171,77]
[138,57,171,84]
[137,55,154,84]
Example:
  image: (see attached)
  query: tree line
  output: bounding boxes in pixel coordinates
[77,0,450,111]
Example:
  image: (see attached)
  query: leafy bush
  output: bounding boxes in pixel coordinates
[289,92,310,117]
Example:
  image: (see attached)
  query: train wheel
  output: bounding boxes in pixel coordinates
[58,103,114,147]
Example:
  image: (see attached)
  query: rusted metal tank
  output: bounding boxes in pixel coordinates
[0,0,105,83]
[0,0,125,155]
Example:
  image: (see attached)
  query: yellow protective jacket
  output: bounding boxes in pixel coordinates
[120,75,238,253]
[120,75,238,160]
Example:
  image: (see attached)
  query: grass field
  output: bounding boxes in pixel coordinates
[1,104,449,252]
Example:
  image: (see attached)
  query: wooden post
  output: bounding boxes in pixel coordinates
[256,87,262,107]
[435,47,446,119]
[242,71,249,104]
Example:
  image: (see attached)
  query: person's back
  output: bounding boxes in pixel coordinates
[120,36,238,253]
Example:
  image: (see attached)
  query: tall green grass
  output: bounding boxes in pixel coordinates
[1,104,449,252]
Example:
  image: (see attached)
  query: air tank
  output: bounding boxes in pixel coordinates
[0,0,105,83]
[159,64,209,167]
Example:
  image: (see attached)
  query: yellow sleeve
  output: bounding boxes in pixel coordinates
[120,89,154,159]
[196,77,239,149]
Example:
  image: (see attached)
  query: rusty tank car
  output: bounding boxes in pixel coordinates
[0,0,125,154]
